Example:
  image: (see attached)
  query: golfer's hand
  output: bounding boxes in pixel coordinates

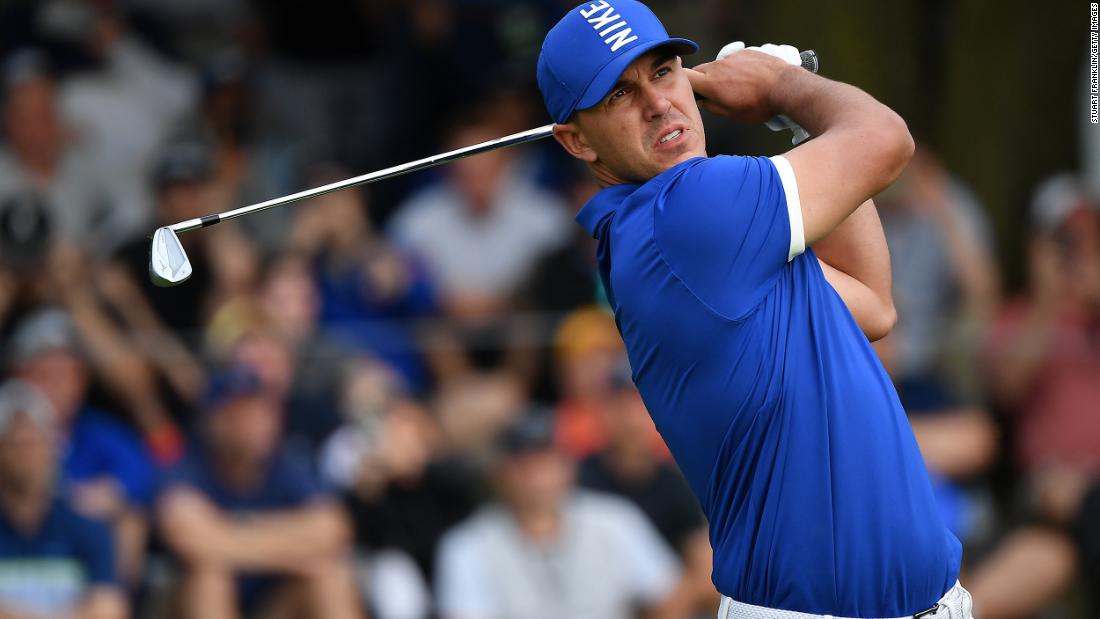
[685,50,795,123]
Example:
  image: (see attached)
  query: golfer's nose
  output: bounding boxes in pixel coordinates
[641,86,671,121]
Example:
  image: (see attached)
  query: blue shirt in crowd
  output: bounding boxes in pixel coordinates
[157,448,330,607]
[576,155,961,617]
[64,407,155,507]
[0,499,116,616]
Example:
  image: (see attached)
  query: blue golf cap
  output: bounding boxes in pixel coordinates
[202,365,269,413]
[538,1,698,124]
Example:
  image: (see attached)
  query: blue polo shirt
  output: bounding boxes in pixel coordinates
[576,155,960,617]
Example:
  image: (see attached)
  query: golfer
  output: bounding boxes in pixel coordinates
[538,2,972,618]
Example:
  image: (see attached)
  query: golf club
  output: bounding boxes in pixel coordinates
[150,49,819,287]
[149,123,555,286]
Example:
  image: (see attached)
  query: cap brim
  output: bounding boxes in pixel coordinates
[574,37,698,115]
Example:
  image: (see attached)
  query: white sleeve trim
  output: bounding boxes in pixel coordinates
[768,155,805,261]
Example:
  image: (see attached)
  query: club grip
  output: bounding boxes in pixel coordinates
[799,49,820,74]
[695,48,820,103]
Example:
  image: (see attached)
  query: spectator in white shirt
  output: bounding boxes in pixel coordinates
[435,413,682,619]
[389,112,571,319]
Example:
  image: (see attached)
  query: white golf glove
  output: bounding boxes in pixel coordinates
[716,41,810,145]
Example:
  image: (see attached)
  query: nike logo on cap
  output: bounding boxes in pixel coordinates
[579,1,639,52]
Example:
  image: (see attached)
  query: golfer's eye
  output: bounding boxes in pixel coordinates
[655,66,671,78]
[609,88,628,103]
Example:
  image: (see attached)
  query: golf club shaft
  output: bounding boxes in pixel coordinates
[167,123,556,234]
[167,50,818,235]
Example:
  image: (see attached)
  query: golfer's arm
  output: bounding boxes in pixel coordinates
[812,199,896,340]
[817,258,895,341]
[772,68,914,245]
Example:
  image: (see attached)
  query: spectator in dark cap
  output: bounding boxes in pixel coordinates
[155,366,364,619]
[435,411,687,619]
[0,379,127,619]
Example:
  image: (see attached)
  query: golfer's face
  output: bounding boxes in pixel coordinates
[577,50,706,182]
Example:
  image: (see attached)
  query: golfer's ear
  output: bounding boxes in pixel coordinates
[552,123,598,163]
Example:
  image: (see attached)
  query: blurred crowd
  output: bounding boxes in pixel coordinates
[0,1,1095,619]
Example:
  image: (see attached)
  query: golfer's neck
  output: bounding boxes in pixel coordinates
[589,162,629,189]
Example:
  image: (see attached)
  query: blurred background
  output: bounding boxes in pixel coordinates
[0,0,1092,618]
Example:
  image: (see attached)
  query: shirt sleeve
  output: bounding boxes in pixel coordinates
[655,155,805,320]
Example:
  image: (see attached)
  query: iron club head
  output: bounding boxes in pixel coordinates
[149,227,192,287]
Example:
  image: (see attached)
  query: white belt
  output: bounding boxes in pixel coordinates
[717,581,973,619]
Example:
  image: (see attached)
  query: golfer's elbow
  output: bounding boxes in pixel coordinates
[870,110,914,188]
[866,299,898,342]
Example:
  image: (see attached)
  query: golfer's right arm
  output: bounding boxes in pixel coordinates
[772,71,910,339]
[767,68,914,241]
[687,53,913,238]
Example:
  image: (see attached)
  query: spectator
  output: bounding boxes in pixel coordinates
[389,108,570,384]
[389,111,571,319]
[155,367,364,619]
[195,51,301,255]
[321,358,480,619]
[206,258,348,448]
[873,146,999,541]
[987,174,1100,510]
[518,169,601,318]
[517,170,602,401]
[552,307,664,460]
[8,308,154,586]
[578,379,717,616]
[0,379,127,619]
[288,174,437,391]
[57,1,198,241]
[435,413,683,619]
[112,140,258,339]
[0,222,187,464]
[969,173,1099,618]
[232,324,342,453]
[0,50,117,254]
[877,145,1000,387]
[434,371,525,458]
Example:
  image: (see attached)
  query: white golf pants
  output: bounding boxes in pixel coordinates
[717,581,973,619]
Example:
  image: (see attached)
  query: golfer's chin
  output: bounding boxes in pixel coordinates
[646,145,704,176]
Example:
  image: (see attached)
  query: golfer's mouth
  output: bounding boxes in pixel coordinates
[654,126,686,150]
